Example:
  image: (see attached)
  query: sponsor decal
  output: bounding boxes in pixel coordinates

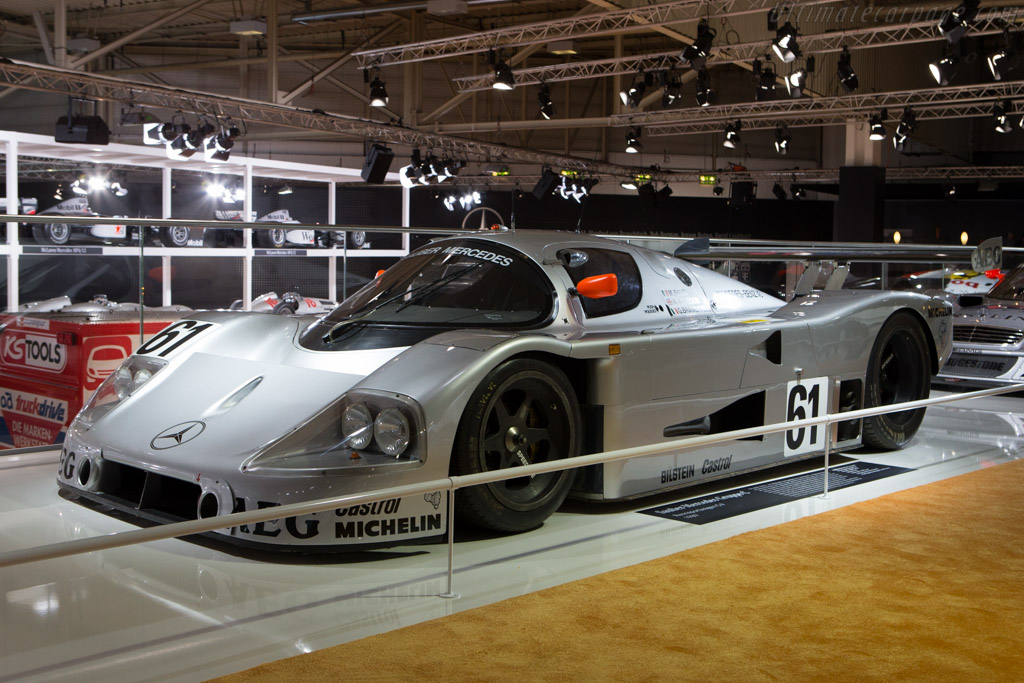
[1,330,67,372]
[150,421,206,450]
[702,455,732,474]
[0,388,68,447]
[416,245,513,267]
[230,493,446,543]
[719,288,768,299]
[83,340,131,392]
[644,304,666,315]
[927,303,952,318]
[135,319,218,359]
[16,318,50,331]
[661,464,695,483]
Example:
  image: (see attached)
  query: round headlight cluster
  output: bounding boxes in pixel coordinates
[113,363,157,401]
[342,402,412,457]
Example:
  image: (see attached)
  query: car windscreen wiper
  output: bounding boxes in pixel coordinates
[321,263,481,343]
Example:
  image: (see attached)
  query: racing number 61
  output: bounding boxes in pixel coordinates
[136,320,215,359]
[784,377,829,457]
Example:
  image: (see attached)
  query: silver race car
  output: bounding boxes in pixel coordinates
[57,230,952,550]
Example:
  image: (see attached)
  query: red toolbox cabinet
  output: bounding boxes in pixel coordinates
[0,312,188,448]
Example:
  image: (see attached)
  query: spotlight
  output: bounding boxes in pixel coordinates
[929,54,958,85]
[680,19,716,70]
[204,125,240,162]
[459,190,482,210]
[538,83,554,119]
[110,179,128,197]
[143,120,182,145]
[443,192,457,211]
[625,126,642,154]
[786,69,807,98]
[723,120,742,149]
[994,100,1016,134]
[399,150,424,189]
[662,77,683,107]
[792,185,806,199]
[621,178,639,191]
[619,75,647,108]
[54,185,63,200]
[893,107,916,151]
[492,60,515,90]
[756,61,776,101]
[771,22,801,63]
[987,30,1021,81]
[868,110,887,141]
[937,0,980,45]
[278,184,294,195]
[712,184,724,196]
[366,76,389,107]
[532,168,560,200]
[772,183,788,200]
[837,46,858,92]
[204,180,225,198]
[695,69,716,107]
[775,125,791,155]
[87,175,109,192]
[944,183,957,197]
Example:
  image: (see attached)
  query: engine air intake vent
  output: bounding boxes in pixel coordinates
[953,325,1024,346]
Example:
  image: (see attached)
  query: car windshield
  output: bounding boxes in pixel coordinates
[322,239,553,330]
[985,264,1024,301]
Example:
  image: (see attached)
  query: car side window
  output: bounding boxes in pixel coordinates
[562,248,643,318]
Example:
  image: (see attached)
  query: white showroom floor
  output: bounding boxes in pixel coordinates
[1,391,1021,683]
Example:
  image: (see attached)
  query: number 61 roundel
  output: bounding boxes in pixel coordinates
[136,320,219,359]
[784,376,830,457]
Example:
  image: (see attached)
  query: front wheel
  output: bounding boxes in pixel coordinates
[862,311,931,449]
[254,228,286,248]
[33,223,71,245]
[159,225,192,247]
[451,358,581,533]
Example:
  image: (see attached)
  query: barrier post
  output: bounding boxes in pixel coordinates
[439,484,459,599]
[820,377,841,499]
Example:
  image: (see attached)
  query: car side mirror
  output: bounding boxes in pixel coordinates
[576,273,618,299]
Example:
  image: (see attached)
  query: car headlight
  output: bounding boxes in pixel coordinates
[342,402,373,449]
[75,355,168,428]
[244,391,424,472]
[374,407,410,457]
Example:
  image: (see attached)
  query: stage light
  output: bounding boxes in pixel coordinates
[994,100,1016,133]
[756,61,776,101]
[929,54,958,85]
[625,126,642,154]
[143,121,182,145]
[987,30,1021,81]
[772,183,787,200]
[792,185,806,199]
[712,184,724,196]
[868,110,887,141]
[695,68,716,107]
[621,178,639,191]
[369,75,389,107]
[680,19,716,70]
[893,107,916,151]
[723,120,742,149]
[538,83,554,119]
[771,22,800,63]
[775,125,791,155]
[278,184,294,195]
[492,60,515,90]
[837,46,859,92]
[619,75,647,108]
[204,125,240,162]
[532,168,560,200]
[443,192,457,211]
[786,69,807,98]
[662,77,683,107]
[937,0,979,44]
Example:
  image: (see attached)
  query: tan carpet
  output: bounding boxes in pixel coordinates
[212,459,1024,682]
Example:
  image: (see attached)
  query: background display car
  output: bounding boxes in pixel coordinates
[229,291,336,315]
[203,209,368,249]
[31,197,129,245]
[936,262,1024,388]
[57,230,951,550]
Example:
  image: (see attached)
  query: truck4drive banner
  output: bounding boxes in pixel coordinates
[0,387,69,448]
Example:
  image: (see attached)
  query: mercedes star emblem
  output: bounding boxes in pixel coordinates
[150,421,206,450]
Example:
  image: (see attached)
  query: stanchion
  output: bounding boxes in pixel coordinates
[439,484,460,599]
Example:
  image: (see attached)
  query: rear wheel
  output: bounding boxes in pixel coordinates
[451,358,581,532]
[254,228,286,248]
[159,225,191,247]
[33,223,71,245]
[863,312,931,449]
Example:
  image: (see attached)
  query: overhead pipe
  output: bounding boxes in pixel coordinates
[292,0,513,24]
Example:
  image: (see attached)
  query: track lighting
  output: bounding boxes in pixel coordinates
[680,19,715,70]
[695,69,716,107]
[662,77,683,107]
[625,126,642,154]
[837,47,858,92]
[538,83,554,119]
[988,29,1021,81]
[755,60,776,101]
[723,120,742,149]
[619,74,648,108]
[868,110,888,141]
[771,22,801,63]
[204,124,241,162]
[786,69,807,98]
[937,0,980,45]
[369,75,389,107]
[775,125,791,155]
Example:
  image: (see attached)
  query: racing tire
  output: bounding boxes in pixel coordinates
[451,358,581,533]
[271,301,297,315]
[348,231,367,249]
[159,225,192,248]
[254,228,286,248]
[862,311,931,450]
[229,299,243,310]
[33,223,71,245]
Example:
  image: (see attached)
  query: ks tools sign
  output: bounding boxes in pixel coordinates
[1,330,68,372]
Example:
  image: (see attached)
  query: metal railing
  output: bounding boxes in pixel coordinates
[1,383,1022,599]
